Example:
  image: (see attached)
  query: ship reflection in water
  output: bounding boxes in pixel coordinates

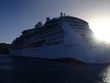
[101,66,110,83]
[0,54,110,83]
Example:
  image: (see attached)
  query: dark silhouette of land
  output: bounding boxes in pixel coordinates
[0,43,10,54]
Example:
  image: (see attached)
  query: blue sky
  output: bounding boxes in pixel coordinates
[0,0,110,43]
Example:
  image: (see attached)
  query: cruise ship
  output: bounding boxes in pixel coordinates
[10,13,110,64]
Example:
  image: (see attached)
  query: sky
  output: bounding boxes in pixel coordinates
[0,0,110,43]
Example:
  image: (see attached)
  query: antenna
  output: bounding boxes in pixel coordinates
[60,12,66,17]
[60,12,63,17]
[64,13,66,17]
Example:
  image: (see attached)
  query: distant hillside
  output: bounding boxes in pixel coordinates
[0,43,10,54]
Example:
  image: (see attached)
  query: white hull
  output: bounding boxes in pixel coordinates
[10,41,110,64]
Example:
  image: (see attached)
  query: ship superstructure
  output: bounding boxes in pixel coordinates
[10,13,110,64]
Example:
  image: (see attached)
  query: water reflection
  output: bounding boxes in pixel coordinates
[100,65,110,83]
[0,54,14,83]
[1,54,110,83]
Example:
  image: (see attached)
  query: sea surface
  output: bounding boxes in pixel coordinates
[0,54,110,83]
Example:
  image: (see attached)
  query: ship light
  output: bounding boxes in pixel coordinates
[89,17,110,43]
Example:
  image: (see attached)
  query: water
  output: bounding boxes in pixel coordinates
[0,54,110,83]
